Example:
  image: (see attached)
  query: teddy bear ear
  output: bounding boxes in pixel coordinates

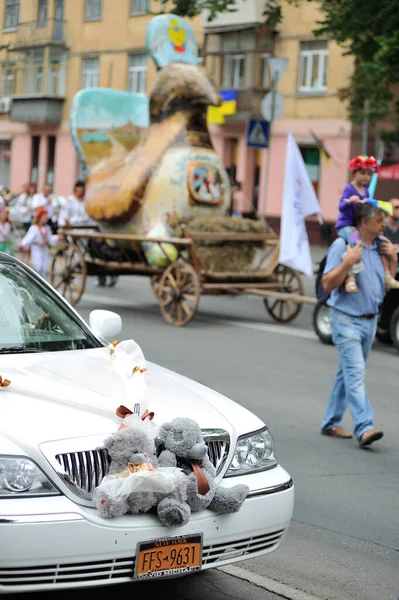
[103,434,116,450]
[160,422,172,434]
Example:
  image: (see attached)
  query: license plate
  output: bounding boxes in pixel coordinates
[134,532,203,579]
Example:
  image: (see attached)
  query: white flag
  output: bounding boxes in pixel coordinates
[278,132,321,277]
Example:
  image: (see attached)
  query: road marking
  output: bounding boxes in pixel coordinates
[81,293,317,341]
[219,565,323,600]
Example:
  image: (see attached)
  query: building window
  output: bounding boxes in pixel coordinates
[0,141,11,188]
[31,136,40,185]
[127,54,147,93]
[25,48,45,94]
[1,67,15,96]
[224,54,244,89]
[84,0,102,21]
[4,0,19,29]
[130,0,150,15]
[37,0,48,27]
[260,53,271,88]
[46,135,56,185]
[298,40,328,92]
[48,48,67,95]
[81,57,100,88]
[300,146,320,195]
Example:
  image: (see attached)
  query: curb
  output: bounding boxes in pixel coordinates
[219,565,324,600]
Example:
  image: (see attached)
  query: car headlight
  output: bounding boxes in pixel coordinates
[225,427,277,477]
[0,456,60,497]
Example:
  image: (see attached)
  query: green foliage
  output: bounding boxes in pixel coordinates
[158,0,399,129]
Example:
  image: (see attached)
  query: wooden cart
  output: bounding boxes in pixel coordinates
[50,226,316,327]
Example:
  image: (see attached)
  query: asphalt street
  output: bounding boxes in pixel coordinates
[69,247,399,600]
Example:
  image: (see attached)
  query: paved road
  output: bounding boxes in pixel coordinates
[71,251,399,600]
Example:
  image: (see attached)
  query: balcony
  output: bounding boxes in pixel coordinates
[204,50,271,120]
[7,18,67,51]
[3,63,66,123]
[233,88,268,118]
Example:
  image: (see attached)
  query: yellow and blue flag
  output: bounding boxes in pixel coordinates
[309,129,331,167]
[207,90,237,125]
[366,198,393,216]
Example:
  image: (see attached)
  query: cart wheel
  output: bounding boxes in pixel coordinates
[158,262,200,326]
[150,275,162,298]
[264,264,304,323]
[50,243,86,305]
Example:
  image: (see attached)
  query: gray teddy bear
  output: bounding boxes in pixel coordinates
[93,426,189,526]
[155,417,249,518]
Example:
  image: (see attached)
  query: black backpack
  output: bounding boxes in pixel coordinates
[315,255,330,304]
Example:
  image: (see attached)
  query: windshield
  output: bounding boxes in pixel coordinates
[0,262,102,353]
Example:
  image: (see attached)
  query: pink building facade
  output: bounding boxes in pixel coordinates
[210,117,353,230]
[0,118,79,197]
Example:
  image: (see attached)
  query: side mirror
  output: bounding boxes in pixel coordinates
[89,309,122,340]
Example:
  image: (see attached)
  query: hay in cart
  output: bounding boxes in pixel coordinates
[184,216,270,273]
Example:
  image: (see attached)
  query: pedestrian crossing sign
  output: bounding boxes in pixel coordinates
[246,119,269,149]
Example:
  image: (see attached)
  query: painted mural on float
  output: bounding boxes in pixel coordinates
[70,14,231,263]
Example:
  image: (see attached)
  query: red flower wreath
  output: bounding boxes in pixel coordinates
[348,155,380,172]
[348,155,366,170]
[364,155,380,173]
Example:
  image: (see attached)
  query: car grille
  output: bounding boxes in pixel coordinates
[54,433,229,498]
[55,448,110,496]
[0,530,284,589]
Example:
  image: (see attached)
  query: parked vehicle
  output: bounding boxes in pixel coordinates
[312,255,399,350]
[0,251,294,593]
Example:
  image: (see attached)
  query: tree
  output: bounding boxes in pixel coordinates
[158,0,399,133]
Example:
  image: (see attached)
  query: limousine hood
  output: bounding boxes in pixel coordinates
[0,346,263,456]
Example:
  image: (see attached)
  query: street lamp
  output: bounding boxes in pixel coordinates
[259,57,289,222]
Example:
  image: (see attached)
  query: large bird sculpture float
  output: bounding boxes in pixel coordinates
[70,14,232,264]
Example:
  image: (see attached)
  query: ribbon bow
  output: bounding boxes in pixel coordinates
[116,405,155,430]
[0,376,11,388]
[109,340,120,355]
[132,366,147,375]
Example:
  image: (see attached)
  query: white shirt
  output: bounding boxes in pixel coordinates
[31,193,55,220]
[58,195,96,227]
[12,193,35,223]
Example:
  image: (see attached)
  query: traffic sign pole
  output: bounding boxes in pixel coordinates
[259,58,288,223]
[259,75,277,223]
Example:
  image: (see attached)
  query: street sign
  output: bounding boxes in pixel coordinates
[268,57,289,86]
[261,91,284,121]
[246,119,269,149]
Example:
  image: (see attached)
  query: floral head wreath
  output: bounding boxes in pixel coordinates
[348,155,380,173]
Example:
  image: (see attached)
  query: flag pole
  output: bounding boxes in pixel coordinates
[368,142,384,199]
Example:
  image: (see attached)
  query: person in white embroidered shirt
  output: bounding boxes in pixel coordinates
[58,180,117,287]
[58,180,97,228]
[11,183,36,232]
[19,208,60,279]
[31,183,57,232]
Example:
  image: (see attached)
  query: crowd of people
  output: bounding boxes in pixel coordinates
[0,179,117,286]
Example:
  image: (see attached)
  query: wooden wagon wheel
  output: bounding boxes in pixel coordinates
[150,275,162,298]
[50,243,87,306]
[264,264,304,323]
[158,262,200,326]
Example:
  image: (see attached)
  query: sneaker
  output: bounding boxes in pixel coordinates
[384,271,399,290]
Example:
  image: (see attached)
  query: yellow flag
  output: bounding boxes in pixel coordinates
[207,106,225,125]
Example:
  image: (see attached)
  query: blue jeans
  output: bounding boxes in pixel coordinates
[321,308,377,439]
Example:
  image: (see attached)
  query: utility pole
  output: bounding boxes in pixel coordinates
[361,99,370,155]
